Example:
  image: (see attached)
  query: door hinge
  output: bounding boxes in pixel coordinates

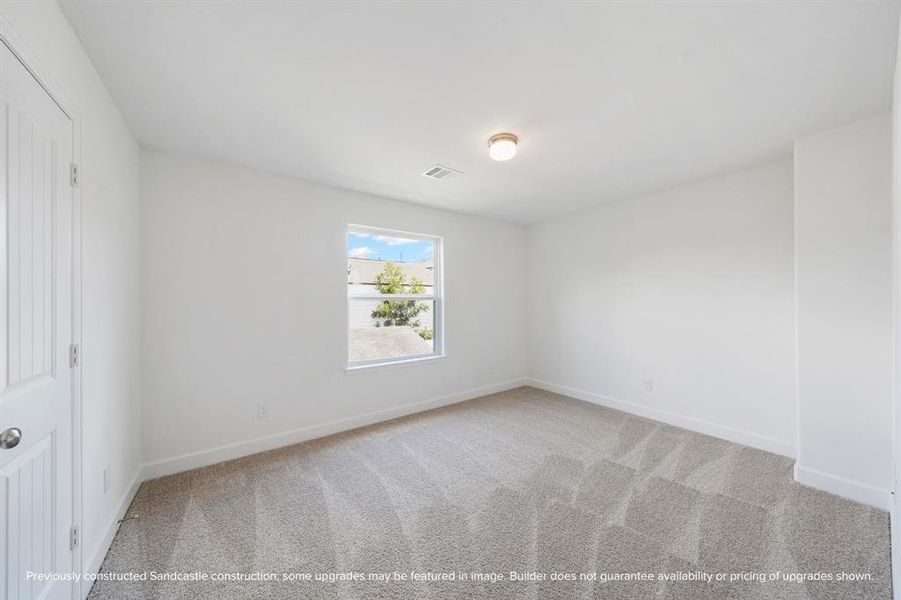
[69,525,79,550]
[69,343,79,368]
[70,163,79,186]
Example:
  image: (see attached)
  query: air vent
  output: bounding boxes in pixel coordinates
[422,164,462,180]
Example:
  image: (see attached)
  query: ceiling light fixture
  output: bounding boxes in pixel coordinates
[488,133,518,161]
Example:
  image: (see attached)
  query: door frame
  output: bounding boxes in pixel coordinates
[892,16,900,597]
[0,17,84,600]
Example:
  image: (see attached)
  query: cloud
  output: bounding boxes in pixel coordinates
[348,246,377,258]
[375,235,419,246]
[349,231,371,239]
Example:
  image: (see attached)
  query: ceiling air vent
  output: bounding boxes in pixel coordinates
[422,164,462,180]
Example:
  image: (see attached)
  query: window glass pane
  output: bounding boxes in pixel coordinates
[349,299,435,363]
[347,227,440,366]
[347,230,435,297]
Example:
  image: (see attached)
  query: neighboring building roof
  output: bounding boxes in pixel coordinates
[348,258,434,286]
[349,327,433,363]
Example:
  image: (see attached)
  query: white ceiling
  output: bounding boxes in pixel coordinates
[60,1,900,224]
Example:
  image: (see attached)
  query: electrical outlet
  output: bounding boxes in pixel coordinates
[102,467,111,494]
[642,379,653,392]
[257,403,270,418]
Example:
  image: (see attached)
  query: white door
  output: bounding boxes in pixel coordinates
[0,41,75,600]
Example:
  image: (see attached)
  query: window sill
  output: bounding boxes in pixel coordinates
[345,353,446,374]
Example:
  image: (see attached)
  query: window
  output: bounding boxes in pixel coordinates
[347,225,443,368]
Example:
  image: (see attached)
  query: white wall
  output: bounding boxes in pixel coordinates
[527,160,797,456]
[795,114,894,508]
[140,150,526,472]
[0,0,142,584]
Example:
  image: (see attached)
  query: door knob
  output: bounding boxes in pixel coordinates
[0,427,21,449]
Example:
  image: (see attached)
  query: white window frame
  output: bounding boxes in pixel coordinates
[346,224,445,370]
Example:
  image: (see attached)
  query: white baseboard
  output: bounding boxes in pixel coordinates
[81,468,142,599]
[141,378,527,480]
[526,378,796,458]
[794,463,891,511]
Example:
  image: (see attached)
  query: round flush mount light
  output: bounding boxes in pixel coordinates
[488,133,518,161]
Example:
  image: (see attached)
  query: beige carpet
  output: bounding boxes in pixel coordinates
[88,387,891,599]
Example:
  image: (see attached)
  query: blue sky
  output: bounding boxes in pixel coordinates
[347,231,433,262]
